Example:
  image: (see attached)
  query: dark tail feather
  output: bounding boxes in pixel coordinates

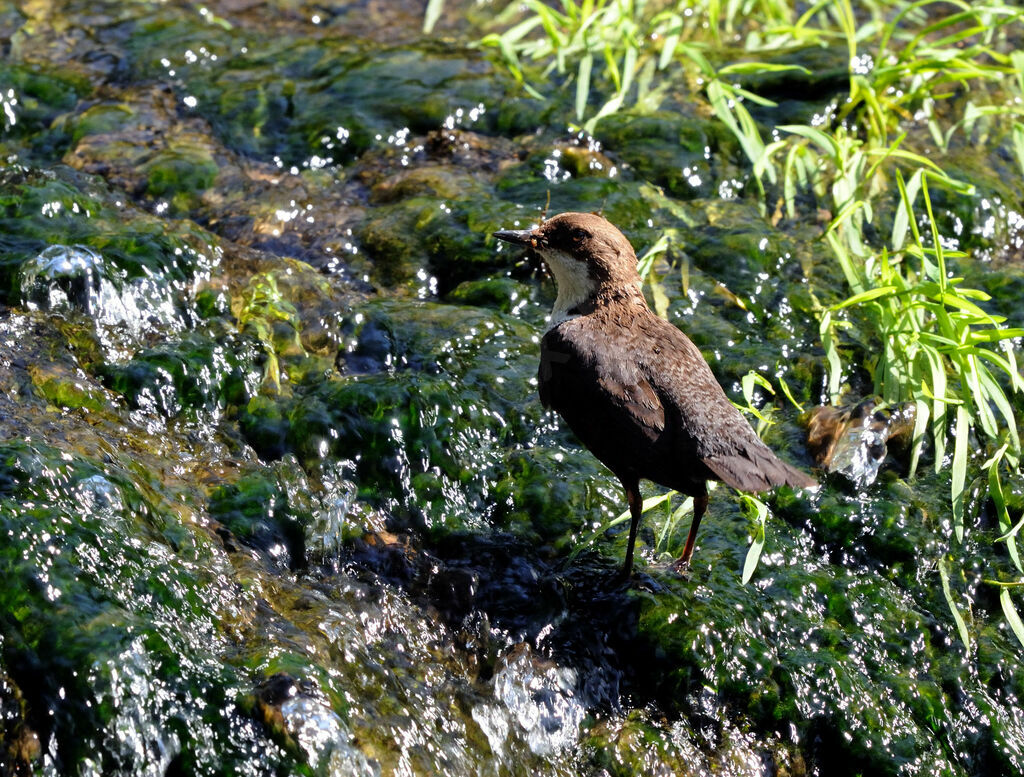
[704,446,816,493]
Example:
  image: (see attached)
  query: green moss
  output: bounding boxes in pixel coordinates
[99,332,257,417]
[27,363,108,412]
[126,26,512,166]
[595,111,733,199]
[0,166,219,307]
[0,441,291,773]
[446,277,531,312]
[0,62,89,142]
[66,103,136,145]
[208,466,309,571]
[142,146,219,207]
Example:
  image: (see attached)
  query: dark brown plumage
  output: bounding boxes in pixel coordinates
[494,212,815,574]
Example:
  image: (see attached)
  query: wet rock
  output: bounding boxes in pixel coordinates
[594,111,733,200]
[446,277,532,313]
[99,330,258,417]
[0,670,42,773]
[243,671,371,771]
[807,398,918,486]
[19,243,193,362]
[487,644,585,756]
[0,61,88,144]
[0,165,218,351]
[423,127,524,172]
[208,462,312,572]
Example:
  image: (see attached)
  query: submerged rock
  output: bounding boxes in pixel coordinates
[807,398,918,486]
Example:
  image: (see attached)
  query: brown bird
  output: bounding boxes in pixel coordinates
[494,212,815,575]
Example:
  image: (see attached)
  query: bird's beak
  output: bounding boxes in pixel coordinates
[493,227,537,248]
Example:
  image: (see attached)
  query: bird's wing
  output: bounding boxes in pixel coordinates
[636,315,815,492]
[539,324,666,456]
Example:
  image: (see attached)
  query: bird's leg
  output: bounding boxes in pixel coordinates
[671,492,709,573]
[621,477,642,577]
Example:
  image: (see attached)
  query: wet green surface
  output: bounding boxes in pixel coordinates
[1,1,1023,775]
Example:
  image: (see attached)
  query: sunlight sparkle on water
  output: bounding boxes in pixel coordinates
[2,88,17,129]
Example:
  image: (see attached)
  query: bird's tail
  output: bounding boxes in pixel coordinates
[703,445,816,493]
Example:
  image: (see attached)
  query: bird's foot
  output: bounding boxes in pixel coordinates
[669,557,691,577]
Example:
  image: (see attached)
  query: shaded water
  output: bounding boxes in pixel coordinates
[2,1,1024,775]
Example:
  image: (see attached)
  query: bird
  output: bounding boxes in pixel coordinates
[494,212,815,575]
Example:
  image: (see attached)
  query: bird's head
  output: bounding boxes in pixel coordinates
[494,212,640,316]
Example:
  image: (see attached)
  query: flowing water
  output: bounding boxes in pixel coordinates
[1,2,1023,775]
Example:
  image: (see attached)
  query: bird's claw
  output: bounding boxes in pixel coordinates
[669,558,691,577]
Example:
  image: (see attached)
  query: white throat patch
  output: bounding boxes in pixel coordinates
[538,246,597,328]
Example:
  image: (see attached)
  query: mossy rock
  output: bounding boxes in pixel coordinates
[208,464,310,571]
[99,331,258,417]
[445,277,532,312]
[0,440,294,772]
[142,145,219,209]
[595,111,732,200]
[0,62,89,141]
[0,166,219,306]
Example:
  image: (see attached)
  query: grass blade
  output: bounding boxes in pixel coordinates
[1000,588,1024,650]
[939,557,971,649]
[951,405,970,543]
[741,495,770,584]
[576,53,593,121]
[423,0,444,33]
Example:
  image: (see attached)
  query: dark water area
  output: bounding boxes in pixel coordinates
[1,1,1024,775]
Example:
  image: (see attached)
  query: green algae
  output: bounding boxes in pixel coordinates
[27,360,108,412]
[125,13,513,167]
[447,276,532,313]
[0,167,218,306]
[594,111,736,200]
[0,441,293,774]
[208,465,310,572]
[357,195,518,292]
[236,297,607,542]
[99,330,257,417]
[0,62,88,146]
[142,145,219,211]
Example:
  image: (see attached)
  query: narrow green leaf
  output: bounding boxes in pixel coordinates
[777,373,805,413]
[1000,588,1024,650]
[423,0,445,33]
[820,310,843,402]
[893,168,923,251]
[657,496,693,556]
[951,405,970,543]
[719,62,813,76]
[741,496,770,584]
[902,396,925,475]
[964,354,998,440]
[974,348,1024,394]
[658,15,682,70]
[778,123,840,157]
[987,444,1011,529]
[621,44,638,97]
[974,359,1019,449]
[830,285,899,309]
[742,530,765,585]
[939,557,971,649]
[731,86,779,108]
[1013,122,1024,178]
[968,328,1024,343]
[576,53,593,121]
[921,346,948,471]
[741,371,775,400]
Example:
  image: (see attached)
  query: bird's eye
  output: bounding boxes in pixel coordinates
[571,229,588,242]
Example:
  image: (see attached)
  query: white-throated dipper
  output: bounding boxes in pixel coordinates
[494,212,815,575]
